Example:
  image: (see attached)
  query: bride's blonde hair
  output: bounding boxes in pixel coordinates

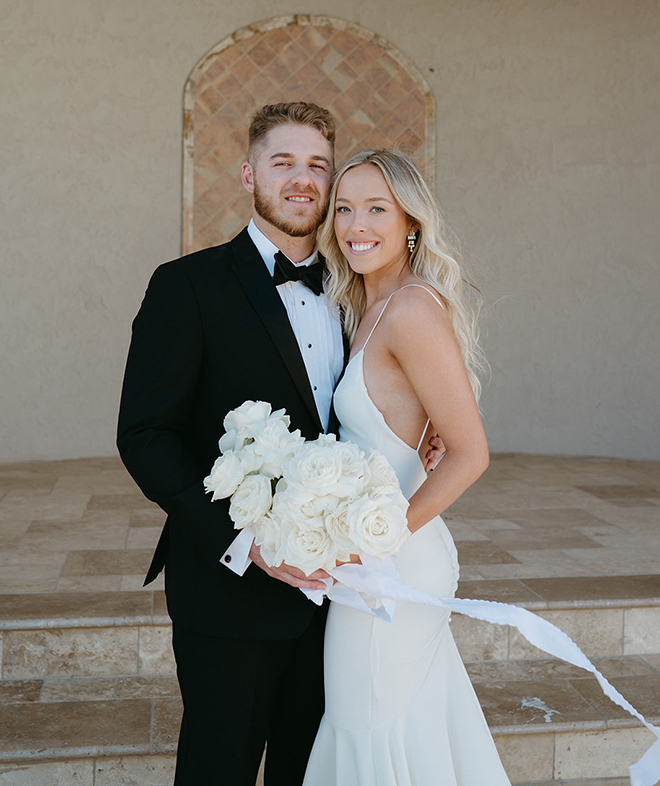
[318,149,485,400]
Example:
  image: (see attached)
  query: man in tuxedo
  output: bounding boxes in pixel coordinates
[117,102,344,785]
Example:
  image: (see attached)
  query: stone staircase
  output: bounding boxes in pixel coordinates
[0,590,178,784]
[453,575,660,783]
[1,581,659,784]
[1,453,659,784]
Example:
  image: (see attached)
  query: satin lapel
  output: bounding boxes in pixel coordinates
[230,229,323,433]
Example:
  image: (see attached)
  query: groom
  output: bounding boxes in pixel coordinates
[117,102,344,785]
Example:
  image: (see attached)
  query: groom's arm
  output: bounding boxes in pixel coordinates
[117,261,234,568]
[118,261,329,591]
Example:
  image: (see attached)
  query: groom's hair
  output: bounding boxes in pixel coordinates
[248,102,336,163]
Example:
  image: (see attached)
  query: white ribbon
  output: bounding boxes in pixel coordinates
[304,557,660,786]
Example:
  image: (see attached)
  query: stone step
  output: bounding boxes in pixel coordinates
[471,655,659,782]
[1,586,659,783]
[453,574,660,662]
[0,762,635,786]
[515,781,630,786]
[0,591,174,682]
[2,577,659,682]
[1,653,657,782]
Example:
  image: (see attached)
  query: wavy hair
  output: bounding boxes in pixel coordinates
[318,149,485,400]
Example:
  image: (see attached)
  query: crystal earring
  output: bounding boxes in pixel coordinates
[407,229,417,253]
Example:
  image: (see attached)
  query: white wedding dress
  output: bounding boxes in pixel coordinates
[303,285,511,786]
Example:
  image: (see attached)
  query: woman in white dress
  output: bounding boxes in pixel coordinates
[303,150,511,785]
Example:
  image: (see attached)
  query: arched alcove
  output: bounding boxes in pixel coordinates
[182,15,435,254]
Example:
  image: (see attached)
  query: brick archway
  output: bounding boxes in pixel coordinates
[183,15,434,254]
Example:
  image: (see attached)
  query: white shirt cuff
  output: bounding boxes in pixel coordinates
[219,527,254,576]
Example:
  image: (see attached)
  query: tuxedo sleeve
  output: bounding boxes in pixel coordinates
[117,262,233,568]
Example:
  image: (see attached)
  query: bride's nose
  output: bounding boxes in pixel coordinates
[349,213,368,233]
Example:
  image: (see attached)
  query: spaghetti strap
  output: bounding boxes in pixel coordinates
[416,419,430,452]
[399,283,446,311]
[362,292,396,350]
[362,283,445,351]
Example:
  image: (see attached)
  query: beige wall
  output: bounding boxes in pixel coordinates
[1,0,658,461]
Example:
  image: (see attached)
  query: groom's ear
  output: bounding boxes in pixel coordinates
[241,161,254,194]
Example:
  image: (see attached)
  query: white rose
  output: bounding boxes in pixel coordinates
[224,401,291,440]
[271,480,313,516]
[253,511,286,566]
[333,440,368,498]
[281,520,338,574]
[250,420,304,478]
[271,483,334,536]
[283,442,343,496]
[218,429,245,454]
[310,433,337,448]
[300,492,342,519]
[203,452,247,500]
[346,494,409,559]
[223,400,271,434]
[364,449,401,497]
[233,442,261,474]
[228,474,273,529]
[324,499,355,561]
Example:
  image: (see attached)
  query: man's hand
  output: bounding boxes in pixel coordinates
[424,434,446,472]
[249,542,329,591]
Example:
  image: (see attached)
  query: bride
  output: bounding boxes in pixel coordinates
[303,150,511,785]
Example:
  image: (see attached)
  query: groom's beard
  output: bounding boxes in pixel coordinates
[253,180,327,238]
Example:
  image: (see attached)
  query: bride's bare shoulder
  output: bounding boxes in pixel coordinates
[385,283,449,325]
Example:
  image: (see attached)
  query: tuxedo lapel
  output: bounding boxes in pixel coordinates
[229,229,323,433]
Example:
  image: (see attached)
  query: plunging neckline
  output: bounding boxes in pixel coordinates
[346,348,423,456]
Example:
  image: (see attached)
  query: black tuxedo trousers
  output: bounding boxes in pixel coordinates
[117,228,341,784]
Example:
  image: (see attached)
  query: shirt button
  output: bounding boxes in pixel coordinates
[308,344,312,348]
[313,386,317,391]
[301,301,306,306]
[224,555,232,563]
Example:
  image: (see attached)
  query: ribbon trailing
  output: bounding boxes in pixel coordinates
[304,556,660,786]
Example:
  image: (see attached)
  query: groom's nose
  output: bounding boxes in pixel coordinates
[290,163,314,187]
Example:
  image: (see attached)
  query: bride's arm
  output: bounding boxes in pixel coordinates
[382,290,489,534]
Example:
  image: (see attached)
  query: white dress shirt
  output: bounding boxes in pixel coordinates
[221,220,344,575]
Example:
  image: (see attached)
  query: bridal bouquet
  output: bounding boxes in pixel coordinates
[204,400,410,574]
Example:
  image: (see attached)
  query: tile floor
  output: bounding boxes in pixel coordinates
[1,453,658,782]
[0,453,658,595]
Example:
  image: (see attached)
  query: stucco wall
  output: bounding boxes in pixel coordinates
[1,0,658,461]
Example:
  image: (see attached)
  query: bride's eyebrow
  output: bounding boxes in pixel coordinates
[335,196,393,204]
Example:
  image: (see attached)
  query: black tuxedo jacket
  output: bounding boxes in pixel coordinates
[117,228,344,640]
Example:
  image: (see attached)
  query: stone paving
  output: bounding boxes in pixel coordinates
[1,453,658,595]
[0,453,659,784]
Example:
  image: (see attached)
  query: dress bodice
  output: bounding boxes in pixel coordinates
[333,349,427,500]
[332,284,447,500]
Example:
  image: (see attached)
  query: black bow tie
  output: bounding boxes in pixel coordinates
[272,251,324,296]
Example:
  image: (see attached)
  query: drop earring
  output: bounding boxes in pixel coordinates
[407,229,417,253]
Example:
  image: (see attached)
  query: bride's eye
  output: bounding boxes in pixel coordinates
[336,206,351,213]
[371,206,385,213]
